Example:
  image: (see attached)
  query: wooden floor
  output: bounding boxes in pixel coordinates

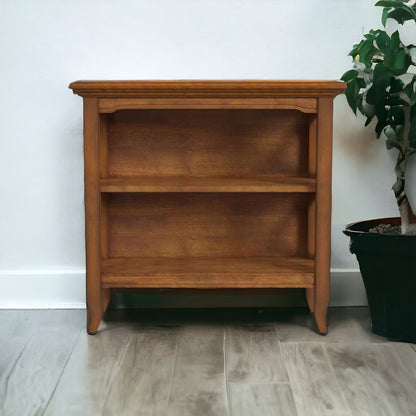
[1,307,416,416]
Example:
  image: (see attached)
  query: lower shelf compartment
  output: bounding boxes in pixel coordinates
[101,257,315,289]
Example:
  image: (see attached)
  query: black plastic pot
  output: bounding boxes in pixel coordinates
[344,217,416,343]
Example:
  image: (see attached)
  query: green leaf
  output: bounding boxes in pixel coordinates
[381,31,412,75]
[382,7,391,26]
[365,115,375,126]
[376,0,409,5]
[376,116,388,137]
[389,77,404,94]
[366,64,392,105]
[344,84,358,114]
[344,78,361,114]
[394,50,412,74]
[343,3,416,151]
[388,92,407,106]
[390,31,401,52]
[375,30,390,52]
[384,126,403,150]
[358,39,379,67]
[387,7,416,24]
[376,0,416,18]
[341,70,358,83]
[348,41,363,58]
[395,50,406,69]
[404,81,416,104]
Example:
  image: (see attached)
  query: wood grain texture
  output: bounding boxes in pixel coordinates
[43,326,133,416]
[313,97,334,334]
[98,97,318,113]
[106,109,309,178]
[83,97,103,334]
[100,194,109,259]
[102,331,177,416]
[166,325,229,416]
[225,324,288,383]
[107,193,310,258]
[227,383,297,416]
[327,343,416,416]
[69,80,346,98]
[100,116,109,261]
[100,176,316,193]
[101,257,315,289]
[280,343,352,416]
[71,80,344,334]
[306,114,317,313]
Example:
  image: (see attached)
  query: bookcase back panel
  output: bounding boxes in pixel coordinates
[106,109,309,178]
[107,193,310,258]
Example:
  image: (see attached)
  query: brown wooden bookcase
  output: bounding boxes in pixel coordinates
[69,80,345,334]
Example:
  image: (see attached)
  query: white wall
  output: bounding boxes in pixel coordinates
[0,0,414,307]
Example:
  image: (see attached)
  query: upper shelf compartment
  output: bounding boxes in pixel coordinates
[104,109,311,178]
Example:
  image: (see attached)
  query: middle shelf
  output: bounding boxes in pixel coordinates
[100,176,316,193]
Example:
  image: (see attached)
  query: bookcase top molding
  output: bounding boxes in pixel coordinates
[69,80,346,98]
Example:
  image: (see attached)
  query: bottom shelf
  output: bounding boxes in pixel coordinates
[101,257,315,289]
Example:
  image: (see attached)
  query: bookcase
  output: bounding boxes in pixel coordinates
[69,80,345,334]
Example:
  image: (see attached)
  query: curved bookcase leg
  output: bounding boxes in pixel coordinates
[87,305,103,335]
[314,305,328,335]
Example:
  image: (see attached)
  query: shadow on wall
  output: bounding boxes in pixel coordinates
[334,95,385,164]
[334,94,416,209]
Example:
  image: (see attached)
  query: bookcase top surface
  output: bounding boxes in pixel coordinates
[69,80,345,98]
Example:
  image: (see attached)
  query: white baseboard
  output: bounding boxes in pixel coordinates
[0,270,86,309]
[0,268,367,309]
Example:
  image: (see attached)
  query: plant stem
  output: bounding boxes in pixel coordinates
[393,151,416,234]
[393,106,416,234]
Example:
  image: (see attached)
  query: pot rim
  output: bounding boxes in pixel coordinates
[343,217,404,236]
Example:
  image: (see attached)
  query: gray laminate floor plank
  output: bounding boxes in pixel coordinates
[2,308,416,416]
[225,323,288,383]
[166,325,229,416]
[43,326,134,416]
[326,343,416,416]
[0,319,81,416]
[280,343,352,416]
[102,330,177,416]
[227,383,298,416]
[0,311,43,408]
[276,307,386,343]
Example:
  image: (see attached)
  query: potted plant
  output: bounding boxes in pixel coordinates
[341,0,416,342]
